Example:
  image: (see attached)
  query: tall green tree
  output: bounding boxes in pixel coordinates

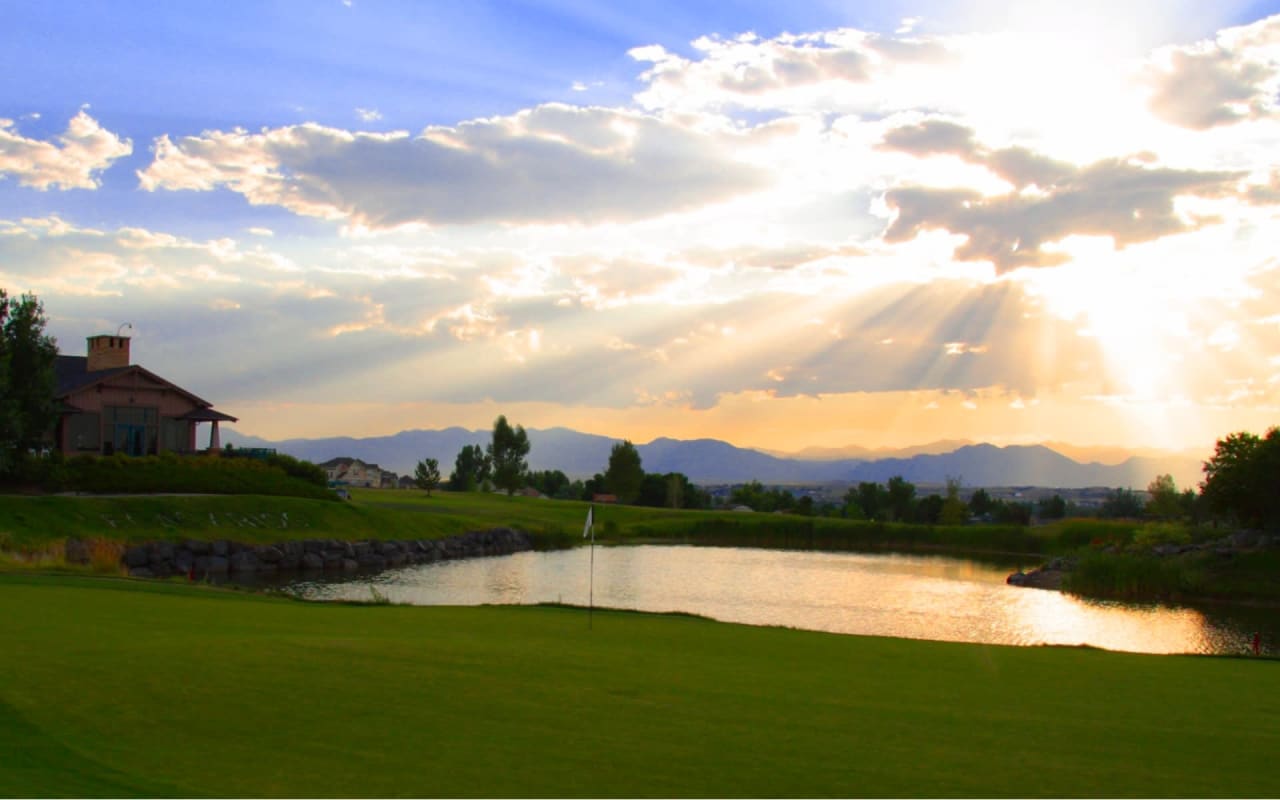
[847,481,887,520]
[487,415,530,496]
[1145,474,1181,520]
[885,476,916,522]
[0,291,58,475]
[413,458,441,495]
[447,443,491,491]
[604,440,644,503]
[1201,429,1280,529]
[939,477,969,525]
[968,488,993,518]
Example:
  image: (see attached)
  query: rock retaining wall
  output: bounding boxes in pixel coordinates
[72,528,534,579]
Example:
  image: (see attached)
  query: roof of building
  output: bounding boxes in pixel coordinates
[54,354,235,421]
[54,356,130,397]
[178,408,239,423]
[319,457,382,471]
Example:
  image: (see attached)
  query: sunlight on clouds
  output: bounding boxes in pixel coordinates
[0,112,131,190]
[12,9,1280,451]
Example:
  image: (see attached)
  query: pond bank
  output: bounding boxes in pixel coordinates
[75,527,533,579]
[1007,530,1280,606]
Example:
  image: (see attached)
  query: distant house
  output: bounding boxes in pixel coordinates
[397,475,416,490]
[53,335,237,456]
[319,457,390,488]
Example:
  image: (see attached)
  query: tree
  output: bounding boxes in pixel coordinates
[1100,487,1144,519]
[604,440,644,503]
[916,493,943,524]
[968,488,994,518]
[413,458,441,495]
[635,472,668,507]
[885,475,916,522]
[487,415,530,496]
[932,478,964,525]
[527,469,570,498]
[0,291,58,475]
[1038,494,1067,520]
[448,443,490,491]
[847,481,888,520]
[1145,474,1181,520]
[1201,429,1280,529]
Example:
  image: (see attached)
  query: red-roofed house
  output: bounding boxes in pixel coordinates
[53,335,237,457]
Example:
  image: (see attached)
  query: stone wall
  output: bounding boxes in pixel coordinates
[90,528,533,579]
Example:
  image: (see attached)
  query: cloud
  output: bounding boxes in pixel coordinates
[355,107,382,122]
[879,120,1244,270]
[631,29,950,112]
[1145,15,1280,129]
[137,104,769,228]
[0,111,132,190]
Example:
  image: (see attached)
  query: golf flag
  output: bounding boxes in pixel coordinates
[583,505,593,538]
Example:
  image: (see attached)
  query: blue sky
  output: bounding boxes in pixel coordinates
[4,1,1280,455]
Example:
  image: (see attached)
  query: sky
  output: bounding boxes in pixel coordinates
[3,0,1280,456]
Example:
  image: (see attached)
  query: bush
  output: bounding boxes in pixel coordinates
[1132,523,1191,551]
[1,452,335,499]
[265,453,327,487]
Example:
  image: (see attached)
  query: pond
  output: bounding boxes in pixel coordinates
[280,545,1277,656]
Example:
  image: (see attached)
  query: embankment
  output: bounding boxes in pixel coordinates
[93,527,533,579]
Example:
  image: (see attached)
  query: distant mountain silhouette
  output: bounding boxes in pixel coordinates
[223,427,1202,489]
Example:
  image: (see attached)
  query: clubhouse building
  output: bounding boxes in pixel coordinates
[53,335,237,457]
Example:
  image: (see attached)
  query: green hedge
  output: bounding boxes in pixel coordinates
[7,452,335,500]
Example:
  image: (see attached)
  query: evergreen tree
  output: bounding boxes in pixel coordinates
[487,415,530,496]
[0,291,58,475]
[603,440,644,503]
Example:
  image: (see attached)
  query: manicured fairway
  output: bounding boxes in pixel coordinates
[1,575,1277,797]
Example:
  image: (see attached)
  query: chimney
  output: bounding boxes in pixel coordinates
[86,335,131,372]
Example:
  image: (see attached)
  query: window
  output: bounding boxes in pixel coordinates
[103,406,158,456]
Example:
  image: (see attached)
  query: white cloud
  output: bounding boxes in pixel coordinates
[1145,15,1280,129]
[879,119,1247,270]
[355,107,383,122]
[0,111,132,190]
[138,104,769,228]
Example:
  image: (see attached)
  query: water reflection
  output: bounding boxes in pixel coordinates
[287,545,1274,656]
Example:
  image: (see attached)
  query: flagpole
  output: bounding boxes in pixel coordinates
[583,504,595,631]
[588,504,595,631]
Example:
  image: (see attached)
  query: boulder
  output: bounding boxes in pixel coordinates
[341,558,359,572]
[301,552,324,570]
[255,545,284,563]
[229,551,259,573]
[124,546,150,568]
[206,556,230,574]
[128,567,155,579]
[184,539,212,556]
[64,538,91,565]
[212,540,230,558]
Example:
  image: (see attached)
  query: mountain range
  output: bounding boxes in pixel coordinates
[223,426,1206,490]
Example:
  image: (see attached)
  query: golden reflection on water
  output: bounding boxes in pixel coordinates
[307,545,1258,656]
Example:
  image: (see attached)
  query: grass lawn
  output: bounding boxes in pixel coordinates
[1,574,1277,797]
[0,488,1051,555]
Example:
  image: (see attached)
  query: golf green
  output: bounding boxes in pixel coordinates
[1,574,1276,797]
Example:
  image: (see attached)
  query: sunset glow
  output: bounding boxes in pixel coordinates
[3,2,1279,454]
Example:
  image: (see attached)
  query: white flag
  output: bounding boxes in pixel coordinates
[583,506,593,538]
